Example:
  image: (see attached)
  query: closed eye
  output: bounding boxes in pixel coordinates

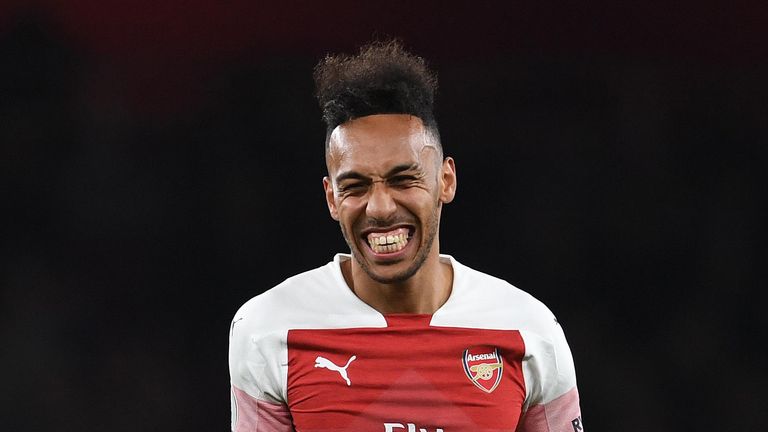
[338,181,370,196]
[388,175,421,187]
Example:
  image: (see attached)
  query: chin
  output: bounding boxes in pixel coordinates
[352,247,427,284]
[365,266,420,284]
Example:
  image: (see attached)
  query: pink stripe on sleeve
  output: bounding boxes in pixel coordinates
[232,386,294,432]
[518,387,583,432]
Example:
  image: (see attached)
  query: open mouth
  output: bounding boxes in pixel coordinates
[364,227,413,254]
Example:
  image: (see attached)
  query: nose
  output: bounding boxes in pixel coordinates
[365,181,397,221]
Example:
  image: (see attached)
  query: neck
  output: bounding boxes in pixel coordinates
[341,246,453,315]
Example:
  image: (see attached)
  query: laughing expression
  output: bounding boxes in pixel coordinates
[323,114,456,284]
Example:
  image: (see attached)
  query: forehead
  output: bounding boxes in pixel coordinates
[327,114,435,176]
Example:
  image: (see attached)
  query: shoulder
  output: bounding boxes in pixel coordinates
[235,263,332,316]
[433,256,561,340]
[232,260,338,335]
[230,255,386,338]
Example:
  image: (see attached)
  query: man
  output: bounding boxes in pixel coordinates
[229,41,584,431]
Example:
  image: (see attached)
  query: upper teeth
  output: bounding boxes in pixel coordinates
[371,232,405,245]
[366,228,409,253]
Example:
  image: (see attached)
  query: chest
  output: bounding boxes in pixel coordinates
[286,322,527,431]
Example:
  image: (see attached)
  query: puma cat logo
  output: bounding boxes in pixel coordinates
[314,355,357,386]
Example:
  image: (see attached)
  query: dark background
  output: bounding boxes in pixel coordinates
[2,1,766,430]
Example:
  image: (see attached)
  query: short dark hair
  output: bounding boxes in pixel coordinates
[313,40,440,146]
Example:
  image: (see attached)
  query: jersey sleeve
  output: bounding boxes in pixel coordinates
[517,317,583,432]
[229,306,294,432]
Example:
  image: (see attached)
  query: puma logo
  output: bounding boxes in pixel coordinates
[314,355,356,386]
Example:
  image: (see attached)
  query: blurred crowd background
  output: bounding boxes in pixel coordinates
[1,1,766,431]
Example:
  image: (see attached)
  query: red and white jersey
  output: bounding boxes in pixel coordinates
[229,254,583,432]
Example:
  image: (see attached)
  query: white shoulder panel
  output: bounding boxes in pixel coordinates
[229,255,386,403]
[431,256,557,333]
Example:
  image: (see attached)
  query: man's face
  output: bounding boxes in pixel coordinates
[323,114,456,284]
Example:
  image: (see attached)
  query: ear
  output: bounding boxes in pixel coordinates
[323,176,339,220]
[438,157,457,204]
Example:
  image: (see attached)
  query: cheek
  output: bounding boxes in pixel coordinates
[336,198,365,221]
[405,190,438,210]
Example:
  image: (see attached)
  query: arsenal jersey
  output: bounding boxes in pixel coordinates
[229,254,583,432]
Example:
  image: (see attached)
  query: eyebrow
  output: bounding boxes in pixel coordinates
[335,163,420,184]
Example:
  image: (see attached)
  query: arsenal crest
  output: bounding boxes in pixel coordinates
[462,346,503,393]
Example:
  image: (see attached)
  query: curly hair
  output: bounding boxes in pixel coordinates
[313,40,440,146]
